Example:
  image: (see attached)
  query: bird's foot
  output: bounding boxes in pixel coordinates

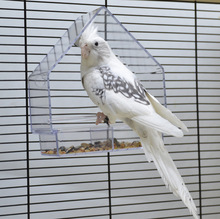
[96,112,110,126]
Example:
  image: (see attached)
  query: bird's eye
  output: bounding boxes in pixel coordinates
[94,42,99,46]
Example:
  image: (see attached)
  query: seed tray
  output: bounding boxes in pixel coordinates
[42,138,142,155]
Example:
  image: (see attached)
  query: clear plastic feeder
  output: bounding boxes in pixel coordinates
[28,6,166,156]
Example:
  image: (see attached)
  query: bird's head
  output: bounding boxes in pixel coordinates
[79,24,112,68]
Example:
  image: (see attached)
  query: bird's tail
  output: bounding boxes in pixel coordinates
[140,131,198,219]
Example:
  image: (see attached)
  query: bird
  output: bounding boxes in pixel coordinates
[79,23,198,219]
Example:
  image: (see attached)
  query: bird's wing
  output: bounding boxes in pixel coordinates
[131,114,183,137]
[145,92,188,132]
[83,65,186,137]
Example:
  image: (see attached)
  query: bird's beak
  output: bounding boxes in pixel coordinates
[81,44,90,59]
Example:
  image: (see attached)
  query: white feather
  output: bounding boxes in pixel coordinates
[79,23,99,47]
[123,118,198,219]
[140,133,198,219]
[80,24,198,218]
[146,92,189,132]
[131,114,184,138]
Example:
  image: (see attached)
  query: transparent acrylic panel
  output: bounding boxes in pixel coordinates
[113,124,142,151]
[40,123,142,156]
[29,73,51,132]
[59,126,114,155]
[39,132,59,156]
[28,6,166,156]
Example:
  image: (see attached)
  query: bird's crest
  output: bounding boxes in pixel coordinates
[79,23,99,46]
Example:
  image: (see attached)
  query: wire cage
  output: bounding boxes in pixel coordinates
[28,6,166,156]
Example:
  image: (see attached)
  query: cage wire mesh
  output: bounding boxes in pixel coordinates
[28,6,166,156]
[2,0,220,218]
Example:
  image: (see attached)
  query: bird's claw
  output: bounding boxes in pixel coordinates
[96,112,110,126]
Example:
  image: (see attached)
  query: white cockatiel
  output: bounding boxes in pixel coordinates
[79,24,198,219]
